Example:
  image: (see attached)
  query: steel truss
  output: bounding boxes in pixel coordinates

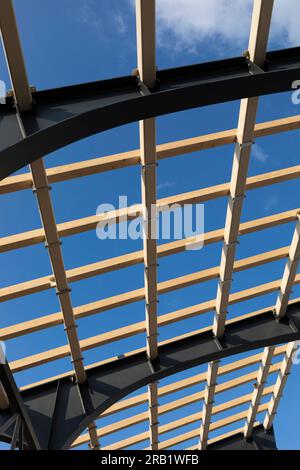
[0,0,300,451]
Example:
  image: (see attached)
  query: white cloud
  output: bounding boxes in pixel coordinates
[264,195,279,211]
[271,0,300,46]
[252,144,269,164]
[114,12,127,34]
[78,1,103,34]
[157,180,176,192]
[155,0,300,53]
[157,0,252,50]
[78,1,127,36]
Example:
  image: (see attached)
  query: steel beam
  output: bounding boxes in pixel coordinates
[207,424,277,450]
[0,361,41,449]
[1,47,300,180]
[1,301,300,449]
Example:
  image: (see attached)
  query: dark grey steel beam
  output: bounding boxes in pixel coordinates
[0,361,41,449]
[207,425,277,450]
[1,47,300,181]
[1,302,300,449]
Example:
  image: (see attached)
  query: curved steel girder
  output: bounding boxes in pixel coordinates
[1,47,300,450]
[1,302,300,449]
[1,47,300,181]
[207,425,277,450]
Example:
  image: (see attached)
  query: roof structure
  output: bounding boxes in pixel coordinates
[0,0,300,450]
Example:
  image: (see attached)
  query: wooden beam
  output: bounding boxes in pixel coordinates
[198,360,219,450]
[186,422,261,449]
[0,0,99,449]
[244,345,276,438]
[136,0,158,357]
[9,270,295,372]
[1,165,300,254]
[164,386,274,438]
[213,0,274,338]
[157,403,269,450]
[101,397,271,450]
[135,0,159,450]
[244,218,300,438]
[0,0,33,415]
[0,240,289,304]
[1,211,295,339]
[0,0,32,111]
[29,159,86,383]
[276,217,300,318]
[264,342,296,430]
[0,206,139,253]
[5,275,300,373]
[1,115,300,195]
[19,339,287,411]
[98,351,284,427]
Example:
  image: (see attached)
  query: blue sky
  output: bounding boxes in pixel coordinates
[1,0,300,450]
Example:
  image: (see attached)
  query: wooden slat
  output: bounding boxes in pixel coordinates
[1,210,295,339]
[186,422,261,449]
[135,0,159,450]
[0,0,295,445]
[0,0,32,111]
[5,279,298,373]
[19,336,286,410]
[158,274,300,329]
[99,353,284,427]
[244,345,276,438]
[9,271,295,372]
[8,241,280,350]
[0,206,140,253]
[1,165,300,254]
[0,238,288,303]
[30,160,86,382]
[101,395,271,450]
[264,342,296,430]
[243,218,300,438]
[1,116,300,195]
[198,360,219,450]
[213,0,274,338]
[276,217,300,318]
[157,403,269,450]
[0,1,99,448]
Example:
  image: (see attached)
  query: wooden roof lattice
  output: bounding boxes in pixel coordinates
[0,0,299,451]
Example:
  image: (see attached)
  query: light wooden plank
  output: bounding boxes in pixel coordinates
[1,116,300,195]
[0,0,99,448]
[157,403,269,450]
[264,342,296,430]
[198,360,219,450]
[6,276,300,373]
[244,345,276,438]
[10,269,295,373]
[136,0,159,449]
[0,242,288,303]
[1,165,300,254]
[186,422,261,449]
[0,213,298,340]
[276,217,300,318]
[0,0,32,111]
[213,0,274,338]
[101,396,271,450]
